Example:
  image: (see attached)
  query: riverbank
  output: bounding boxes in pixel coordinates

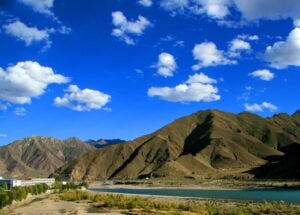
[2,190,299,215]
[90,179,300,190]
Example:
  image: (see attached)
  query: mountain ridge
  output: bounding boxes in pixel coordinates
[54,109,300,180]
[0,136,95,178]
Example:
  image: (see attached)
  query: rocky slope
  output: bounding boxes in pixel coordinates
[55,109,300,180]
[0,136,95,178]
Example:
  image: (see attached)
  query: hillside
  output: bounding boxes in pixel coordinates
[55,109,300,180]
[0,136,95,178]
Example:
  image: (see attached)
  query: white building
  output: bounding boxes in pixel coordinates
[16,178,56,187]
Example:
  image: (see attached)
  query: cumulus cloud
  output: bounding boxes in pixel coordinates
[54,85,111,111]
[192,42,236,70]
[264,28,300,69]
[244,102,278,112]
[249,69,274,81]
[155,52,177,77]
[233,0,300,24]
[3,20,53,46]
[0,61,69,104]
[190,0,231,19]
[294,19,300,27]
[159,1,300,26]
[186,72,217,84]
[160,0,231,19]
[228,38,251,57]
[160,0,189,13]
[112,11,151,45]
[18,0,54,16]
[138,0,153,7]
[148,73,220,102]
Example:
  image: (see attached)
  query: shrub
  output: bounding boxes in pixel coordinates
[0,183,49,209]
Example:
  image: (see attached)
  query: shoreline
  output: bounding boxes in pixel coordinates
[88,183,300,205]
[89,183,242,191]
[2,189,300,214]
[89,179,300,191]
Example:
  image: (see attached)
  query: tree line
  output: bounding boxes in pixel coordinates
[0,181,88,209]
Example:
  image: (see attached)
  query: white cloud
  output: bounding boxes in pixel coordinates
[3,20,53,46]
[54,85,111,111]
[156,52,177,77]
[244,102,278,112]
[192,42,236,70]
[249,69,274,81]
[264,28,300,69]
[233,0,300,24]
[160,0,189,13]
[294,19,300,27]
[14,107,26,116]
[0,61,69,104]
[112,11,151,45]
[138,0,153,7]
[238,34,259,41]
[190,0,231,19]
[160,0,231,19]
[159,1,300,26]
[228,38,251,57]
[186,72,217,84]
[148,73,220,102]
[18,0,54,16]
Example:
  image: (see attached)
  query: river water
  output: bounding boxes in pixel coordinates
[90,188,300,203]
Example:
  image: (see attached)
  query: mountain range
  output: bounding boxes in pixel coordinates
[1,109,300,180]
[0,137,94,178]
[54,109,300,180]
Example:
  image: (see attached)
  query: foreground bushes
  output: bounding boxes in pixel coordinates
[59,190,300,215]
[52,181,89,193]
[0,181,89,209]
[0,183,49,209]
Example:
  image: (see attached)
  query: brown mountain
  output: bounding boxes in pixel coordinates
[0,136,95,178]
[55,109,300,180]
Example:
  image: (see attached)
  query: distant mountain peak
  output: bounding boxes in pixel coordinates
[0,136,95,178]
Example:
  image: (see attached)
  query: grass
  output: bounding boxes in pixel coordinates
[58,190,300,215]
[110,178,300,189]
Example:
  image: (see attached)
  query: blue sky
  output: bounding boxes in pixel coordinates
[0,0,300,144]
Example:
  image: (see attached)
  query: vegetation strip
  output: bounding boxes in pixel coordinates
[59,190,300,215]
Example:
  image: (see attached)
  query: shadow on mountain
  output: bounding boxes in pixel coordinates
[249,143,300,179]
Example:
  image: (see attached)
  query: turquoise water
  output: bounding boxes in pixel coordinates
[90,188,300,203]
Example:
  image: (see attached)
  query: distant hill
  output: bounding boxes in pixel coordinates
[0,136,95,178]
[55,109,300,180]
[86,139,125,148]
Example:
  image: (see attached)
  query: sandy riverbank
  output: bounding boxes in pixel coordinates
[0,194,126,215]
[2,191,300,215]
